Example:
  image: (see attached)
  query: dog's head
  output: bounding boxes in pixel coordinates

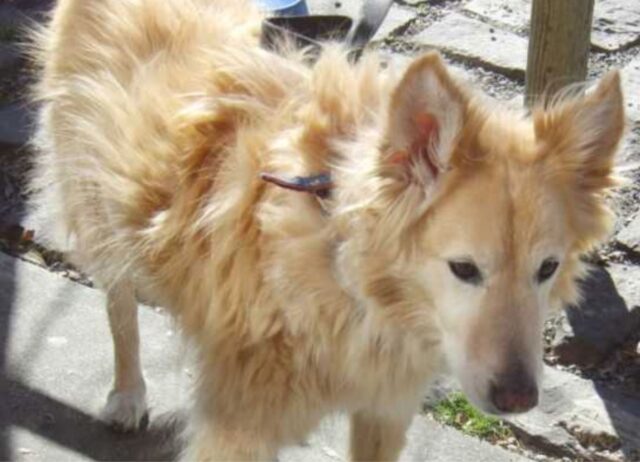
[333,52,624,414]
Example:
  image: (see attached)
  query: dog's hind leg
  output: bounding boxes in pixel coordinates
[100,281,148,431]
[350,411,412,462]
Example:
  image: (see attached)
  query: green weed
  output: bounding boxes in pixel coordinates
[431,392,513,443]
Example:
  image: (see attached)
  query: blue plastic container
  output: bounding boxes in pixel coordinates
[256,0,309,16]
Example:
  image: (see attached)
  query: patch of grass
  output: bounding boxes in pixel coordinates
[431,392,513,443]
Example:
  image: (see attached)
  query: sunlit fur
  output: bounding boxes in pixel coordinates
[29,0,625,460]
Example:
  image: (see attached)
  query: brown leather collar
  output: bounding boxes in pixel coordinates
[260,172,333,199]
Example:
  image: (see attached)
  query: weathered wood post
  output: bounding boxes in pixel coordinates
[525,0,595,107]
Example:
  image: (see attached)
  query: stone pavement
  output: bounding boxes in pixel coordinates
[0,252,527,462]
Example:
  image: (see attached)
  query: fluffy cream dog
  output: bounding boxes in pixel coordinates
[30,0,625,460]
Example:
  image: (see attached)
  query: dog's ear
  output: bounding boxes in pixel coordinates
[534,71,625,248]
[383,52,468,187]
[534,71,624,187]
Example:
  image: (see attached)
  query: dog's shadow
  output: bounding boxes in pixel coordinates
[570,266,640,459]
[2,377,183,461]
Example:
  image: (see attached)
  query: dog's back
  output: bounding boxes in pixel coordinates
[32,0,295,300]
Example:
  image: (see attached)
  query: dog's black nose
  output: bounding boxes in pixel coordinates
[489,373,538,413]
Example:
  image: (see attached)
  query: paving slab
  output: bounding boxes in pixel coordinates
[411,13,528,77]
[372,3,416,41]
[307,0,416,41]
[464,0,640,51]
[0,252,529,461]
[592,0,640,51]
[463,0,531,31]
[617,131,640,167]
[550,264,640,368]
[621,56,640,124]
[0,251,190,461]
[281,413,529,462]
[507,367,640,461]
[617,212,640,251]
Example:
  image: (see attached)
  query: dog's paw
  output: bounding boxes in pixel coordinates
[101,386,148,432]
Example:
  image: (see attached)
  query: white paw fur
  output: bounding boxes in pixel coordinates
[101,386,148,431]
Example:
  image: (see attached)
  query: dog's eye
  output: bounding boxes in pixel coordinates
[448,260,482,285]
[537,258,559,283]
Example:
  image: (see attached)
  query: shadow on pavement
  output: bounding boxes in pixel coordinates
[4,378,181,461]
[0,143,26,460]
[0,204,183,460]
[571,267,640,459]
[0,249,15,460]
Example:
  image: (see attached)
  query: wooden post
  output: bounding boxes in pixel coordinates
[525,0,595,107]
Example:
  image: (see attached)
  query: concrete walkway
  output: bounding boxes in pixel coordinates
[0,252,527,461]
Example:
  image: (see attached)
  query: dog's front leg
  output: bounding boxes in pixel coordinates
[350,410,413,462]
[100,281,148,431]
